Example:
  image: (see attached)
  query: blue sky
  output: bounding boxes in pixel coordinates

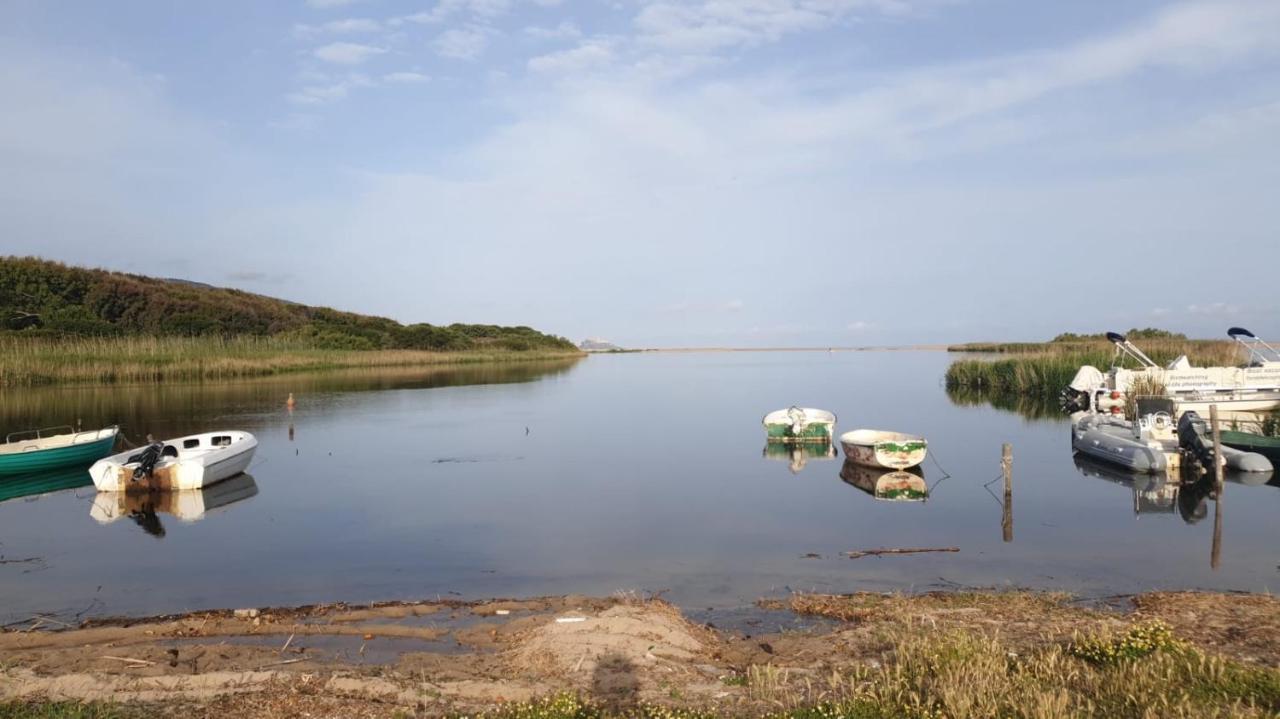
[2,0,1278,347]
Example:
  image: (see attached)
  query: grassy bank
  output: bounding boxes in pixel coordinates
[2,591,1276,718]
[945,338,1239,395]
[0,335,584,387]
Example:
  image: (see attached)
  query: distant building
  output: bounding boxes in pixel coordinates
[579,338,622,351]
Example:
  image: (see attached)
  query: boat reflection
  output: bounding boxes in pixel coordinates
[762,442,837,474]
[1072,454,1180,515]
[0,466,93,505]
[89,474,259,538]
[839,460,928,501]
[1073,454,1275,520]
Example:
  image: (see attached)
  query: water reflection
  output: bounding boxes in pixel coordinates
[761,442,837,474]
[0,466,93,505]
[1072,454,1183,515]
[89,474,260,538]
[946,385,1063,421]
[0,360,581,441]
[839,460,928,501]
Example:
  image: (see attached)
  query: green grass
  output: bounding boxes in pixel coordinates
[944,338,1240,396]
[0,335,583,387]
[461,629,1280,717]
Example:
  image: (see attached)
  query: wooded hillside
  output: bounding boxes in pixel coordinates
[0,257,575,353]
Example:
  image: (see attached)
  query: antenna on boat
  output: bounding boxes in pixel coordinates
[1106,331,1158,369]
[1228,327,1280,364]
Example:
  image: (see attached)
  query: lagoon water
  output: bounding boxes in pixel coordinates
[1,351,1276,624]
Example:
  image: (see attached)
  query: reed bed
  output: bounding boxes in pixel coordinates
[945,339,1239,395]
[0,335,583,387]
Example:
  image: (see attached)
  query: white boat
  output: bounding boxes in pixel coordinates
[1062,328,1280,419]
[89,431,257,492]
[839,429,927,469]
[762,407,836,443]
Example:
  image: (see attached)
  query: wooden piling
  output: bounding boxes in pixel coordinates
[1001,443,1013,542]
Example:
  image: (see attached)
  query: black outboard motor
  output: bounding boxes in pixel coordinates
[1177,411,1216,469]
[1059,386,1090,413]
[131,442,165,481]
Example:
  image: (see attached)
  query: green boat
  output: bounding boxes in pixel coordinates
[0,425,119,477]
[1220,430,1280,464]
[0,465,94,504]
[762,407,837,443]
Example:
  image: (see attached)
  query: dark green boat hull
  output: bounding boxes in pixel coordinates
[0,434,117,476]
[1220,430,1280,463]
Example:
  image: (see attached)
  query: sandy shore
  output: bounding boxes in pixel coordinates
[1,591,1277,717]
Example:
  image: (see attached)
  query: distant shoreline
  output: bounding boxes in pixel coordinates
[587,344,951,353]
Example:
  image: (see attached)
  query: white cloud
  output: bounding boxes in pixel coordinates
[312,41,386,64]
[633,0,913,54]
[305,0,364,8]
[528,40,614,74]
[322,18,381,33]
[383,71,430,83]
[398,0,512,25]
[286,74,374,104]
[524,20,582,41]
[846,321,872,331]
[434,28,490,60]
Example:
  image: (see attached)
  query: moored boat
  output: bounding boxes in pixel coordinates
[839,429,927,469]
[0,425,119,477]
[1061,328,1280,418]
[1219,429,1280,464]
[762,407,836,443]
[89,431,257,492]
[839,460,927,501]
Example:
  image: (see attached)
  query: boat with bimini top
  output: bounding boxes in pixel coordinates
[1061,327,1280,418]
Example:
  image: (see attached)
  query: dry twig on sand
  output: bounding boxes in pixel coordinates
[844,547,959,559]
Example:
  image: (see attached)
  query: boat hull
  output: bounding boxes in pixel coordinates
[839,430,927,469]
[90,432,257,492]
[1220,430,1280,464]
[0,430,118,476]
[1072,414,1168,473]
[762,408,836,443]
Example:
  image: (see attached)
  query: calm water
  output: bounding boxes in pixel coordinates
[1,351,1277,624]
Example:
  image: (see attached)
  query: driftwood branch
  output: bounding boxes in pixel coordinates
[844,547,960,559]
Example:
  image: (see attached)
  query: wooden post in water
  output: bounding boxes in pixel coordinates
[1001,443,1013,543]
[1209,404,1225,494]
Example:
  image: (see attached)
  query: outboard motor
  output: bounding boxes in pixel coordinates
[131,442,165,481]
[1177,411,1217,469]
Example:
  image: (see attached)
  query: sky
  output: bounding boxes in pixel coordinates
[1,0,1278,347]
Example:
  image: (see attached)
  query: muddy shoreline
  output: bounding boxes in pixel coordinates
[2,589,1277,717]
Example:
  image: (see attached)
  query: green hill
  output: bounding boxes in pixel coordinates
[0,256,575,353]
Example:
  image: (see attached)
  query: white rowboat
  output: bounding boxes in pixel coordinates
[89,431,257,492]
[839,429,928,469]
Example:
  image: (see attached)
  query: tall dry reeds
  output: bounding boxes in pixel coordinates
[0,335,583,387]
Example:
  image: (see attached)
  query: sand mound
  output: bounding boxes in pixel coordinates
[507,602,712,677]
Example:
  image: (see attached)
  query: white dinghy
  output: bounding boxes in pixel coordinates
[89,431,257,492]
[839,429,928,469]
